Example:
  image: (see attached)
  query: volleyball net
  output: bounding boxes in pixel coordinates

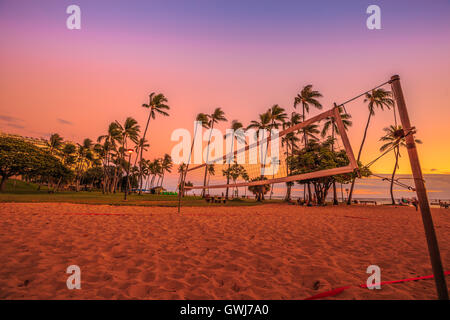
[180,106,359,198]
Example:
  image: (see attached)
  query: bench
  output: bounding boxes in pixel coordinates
[359,200,377,205]
[214,196,226,204]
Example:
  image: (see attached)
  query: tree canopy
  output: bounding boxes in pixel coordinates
[288,140,371,204]
[0,137,71,191]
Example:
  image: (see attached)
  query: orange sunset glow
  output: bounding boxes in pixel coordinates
[0,0,449,304]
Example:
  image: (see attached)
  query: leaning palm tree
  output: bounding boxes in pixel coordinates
[347,88,394,204]
[321,106,352,204]
[206,164,215,195]
[201,108,227,197]
[379,125,422,204]
[224,120,244,199]
[138,93,170,194]
[47,133,63,155]
[177,113,210,197]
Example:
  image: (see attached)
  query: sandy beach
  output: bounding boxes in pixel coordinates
[0,203,448,300]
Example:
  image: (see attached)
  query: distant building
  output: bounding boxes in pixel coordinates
[0,131,76,149]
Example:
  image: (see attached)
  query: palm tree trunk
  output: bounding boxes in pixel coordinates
[54,176,63,193]
[202,123,214,197]
[302,103,312,202]
[225,163,231,199]
[347,112,372,204]
[332,181,338,205]
[331,125,338,205]
[284,141,290,201]
[307,183,312,203]
[390,147,399,205]
[0,175,8,192]
[160,173,165,188]
[150,175,155,188]
[137,113,152,195]
[112,166,118,193]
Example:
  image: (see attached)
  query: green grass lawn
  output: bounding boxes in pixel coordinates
[0,179,281,207]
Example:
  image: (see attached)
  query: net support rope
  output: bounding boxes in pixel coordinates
[182,79,417,194]
[334,79,418,191]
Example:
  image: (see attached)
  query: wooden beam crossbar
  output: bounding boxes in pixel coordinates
[187,108,341,172]
[185,165,355,190]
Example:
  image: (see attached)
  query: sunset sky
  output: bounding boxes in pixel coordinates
[1,0,449,177]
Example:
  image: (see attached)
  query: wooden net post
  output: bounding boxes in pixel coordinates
[177,168,185,214]
[390,74,448,300]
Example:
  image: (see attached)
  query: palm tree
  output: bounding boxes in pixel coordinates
[265,105,287,196]
[380,125,422,204]
[47,133,63,155]
[294,84,323,143]
[231,164,247,198]
[206,164,215,195]
[282,112,302,201]
[61,143,77,166]
[241,171,250,197]
[201,108,227,197]
[115,117,140,192]
[150,158,162,189]
[267,104,288,129]
[98,122,122,192]
[224,120,244,199]
[178,113,209,198]
[321,106,352,204]
[247,112,271,200]
[139,93,170,194]
[347,88,394,204]
[134,137,149,191]
[75,138,94,191]
[159,154,173,188]
[294,85,323,202]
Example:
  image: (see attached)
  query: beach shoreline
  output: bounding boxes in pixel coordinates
[0,202,448,300]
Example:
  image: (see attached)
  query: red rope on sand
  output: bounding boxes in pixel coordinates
[64,213,129,216]
[343,216,369,220]
[304,271,450,300]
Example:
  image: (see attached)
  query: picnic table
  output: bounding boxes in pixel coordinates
[204,195,227,204]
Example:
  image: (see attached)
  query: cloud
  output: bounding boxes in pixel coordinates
[57,118,73,125]
[6,123,25,129]
[0,114,22,123]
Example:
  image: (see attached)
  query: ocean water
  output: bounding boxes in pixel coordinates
[273,174,450,203]
[165,174,450,203]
